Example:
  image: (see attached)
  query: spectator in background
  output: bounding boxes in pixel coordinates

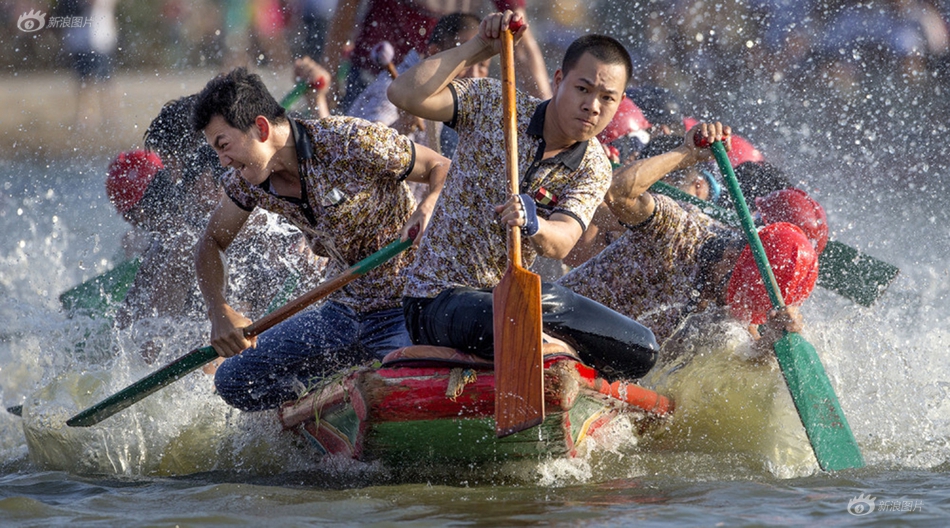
[290,0,339,62]
[251,0,293,67]
[323,0,551,113]
[348,12,488,157]
[57,0,118,129]
[817,0,950,89]
[745,0,818,76]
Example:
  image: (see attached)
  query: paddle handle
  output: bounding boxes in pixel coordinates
[711,141,786,309]
[279,78,327,109]
[501,23,523,268]
[66,234,414,427]
[244,235,413,339]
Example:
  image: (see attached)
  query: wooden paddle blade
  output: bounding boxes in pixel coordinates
[817,240,899,308]
[493,265,544,437]
[773,332,865,471]
[66,346,219,427]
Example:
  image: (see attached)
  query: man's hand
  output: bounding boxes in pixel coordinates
[293,57,329,92]
[293,56,331,118]
[209,303,256,358]
[688,121,732,158]
[751,305,804,348]
[400,212,425,248]
[495,194,529,232]
[475,11,527,57]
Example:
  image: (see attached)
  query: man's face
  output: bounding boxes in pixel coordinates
[431,29,490,79]
[203,114,272,186]
[457,29,490,79]
[551,52,627,142]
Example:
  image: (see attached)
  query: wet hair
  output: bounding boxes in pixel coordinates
[627,86,684,128]
[695,231,745,298]
[734,162,791,203]
[135,168,180,220]
[428,13,481,51]
[191,67,286,133]
[637,133,683,159]
[145,95,227,186]
[144,95,202,162]
[562,34,633,84]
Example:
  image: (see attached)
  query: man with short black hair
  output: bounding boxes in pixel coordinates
[388,11,657,380]
[192,68,450,411]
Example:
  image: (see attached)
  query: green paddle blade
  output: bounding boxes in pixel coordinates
[710,140,864,471]
[66,346,218,427]
[817,240,899,307]
[59,258,141,318]
[773,332,865,471]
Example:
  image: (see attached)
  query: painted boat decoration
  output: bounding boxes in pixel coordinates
[278,344,674,466]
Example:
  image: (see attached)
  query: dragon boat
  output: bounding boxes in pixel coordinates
[278,343,674,466]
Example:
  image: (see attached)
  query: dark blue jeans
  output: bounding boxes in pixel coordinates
[214,301,412,411]
[403,283,659,380]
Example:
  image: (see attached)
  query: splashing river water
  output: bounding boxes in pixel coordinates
[2,74,950,524]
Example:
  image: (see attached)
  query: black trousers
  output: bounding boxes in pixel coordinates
[403,283,658,379]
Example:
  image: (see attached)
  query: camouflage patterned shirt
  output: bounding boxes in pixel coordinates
[558,194,733,344]
[223,116,417,312]
[403,77,612,298]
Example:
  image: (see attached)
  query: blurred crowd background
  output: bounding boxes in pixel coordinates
[6,1,950,90]
[4,0,950,185]
[7,0,950,86]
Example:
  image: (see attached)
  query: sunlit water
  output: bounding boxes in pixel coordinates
[3,74,950,525]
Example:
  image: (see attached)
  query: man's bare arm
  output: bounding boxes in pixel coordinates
[195,196,254,357]
[606,123,731,226]
[388,11,527,122]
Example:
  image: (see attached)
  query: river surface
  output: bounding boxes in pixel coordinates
[2,74,950,526]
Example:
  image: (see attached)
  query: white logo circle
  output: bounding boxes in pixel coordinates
[17,10,46,33]
[847,493,876,516]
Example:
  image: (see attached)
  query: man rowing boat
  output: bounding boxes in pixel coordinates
[388,11,657,379]
[559,122,818,350]
[192,68,450,411]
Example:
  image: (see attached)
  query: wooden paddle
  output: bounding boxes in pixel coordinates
[493,18,544,438]
[648,181,898,307]
[708,138,864,471]
[66,233,415,427]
